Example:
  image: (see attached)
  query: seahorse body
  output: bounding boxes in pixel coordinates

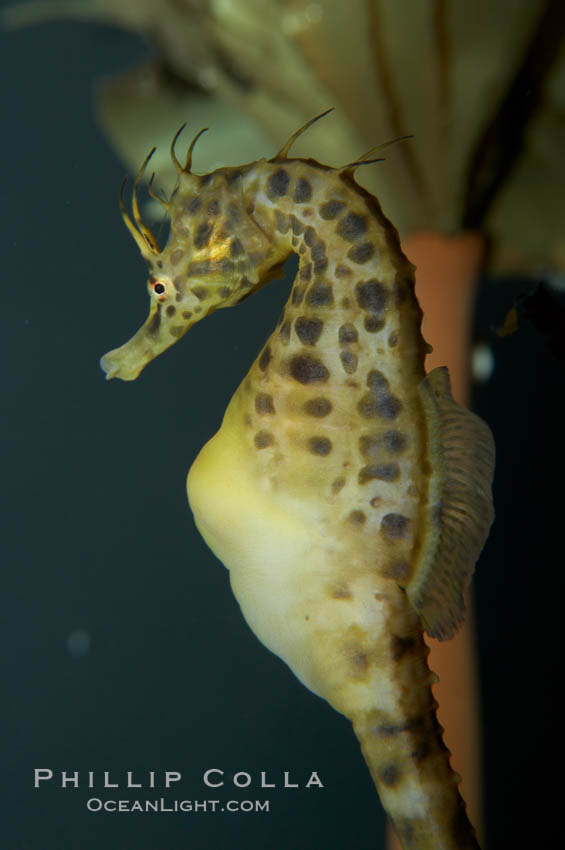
[101,118,494,850]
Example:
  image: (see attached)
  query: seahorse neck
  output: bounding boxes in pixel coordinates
[241,158,426,386]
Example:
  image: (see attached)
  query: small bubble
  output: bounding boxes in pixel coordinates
[67,628,92,658]
[472,343,495,382]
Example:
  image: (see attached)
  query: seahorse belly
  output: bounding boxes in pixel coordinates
[188,394,416,718]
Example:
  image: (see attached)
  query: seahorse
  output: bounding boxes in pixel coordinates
[101,112,495,850]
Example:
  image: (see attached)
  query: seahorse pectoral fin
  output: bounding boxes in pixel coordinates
[408,367,495,640]
[100,300,189,381]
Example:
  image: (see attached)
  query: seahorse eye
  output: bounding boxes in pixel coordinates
[151,280,168,302]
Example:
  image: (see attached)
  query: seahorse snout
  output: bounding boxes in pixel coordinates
[99,347,142,381]
[100,295,194,380]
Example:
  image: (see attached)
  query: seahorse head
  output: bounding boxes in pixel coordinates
[101,129,286,381]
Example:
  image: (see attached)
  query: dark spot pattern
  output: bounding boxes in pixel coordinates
[306,283,333,307]
[165,305,176,317]
[254,431,274,449]
[207,199,220,216]
[358,393,399,420]
[356,279,388,312]
[299,263,312,281]
[339,323,358,344]
[291,285,305,305]
[294,177,312,203]
[290,355,329,384]
[388,331,399,347]
[258,347,272,371]
[380,765,400,787]
[309,436,332,456]
[304,226,316,247]
[349,510,366,524]
[169,325,185,337]
[147,304,161,337]
[304,397,332,417]
[291,215,304,235]
[358,371,402,420]
[383,430,407,453]
[358,464,400,484]
[375,722,403,738]
[380,513,411,539]
[279,320,291,343]
[359,434,380,459]
[335,264,352,278]
[194,221,213,249]
[364,315,385,333]
[182,310,192,320]
[255,393,275,414]
[338,212,368,241]
[319,200,346,220]
[331,585,352,599]
[275,210,290,233]
[191,286,208,301]
[186,197,201,215]
[267,168,290,199]
[340,351,358,374]
[295,316,323,346]
[348,242,375,264]
[310,242,328,274]
[332,477,346,494]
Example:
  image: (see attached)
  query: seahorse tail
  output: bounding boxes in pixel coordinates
[350,665,480,849]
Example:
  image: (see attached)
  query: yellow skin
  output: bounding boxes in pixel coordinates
[101,116,494,850]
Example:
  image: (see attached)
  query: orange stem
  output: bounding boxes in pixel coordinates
[386,231,486,850]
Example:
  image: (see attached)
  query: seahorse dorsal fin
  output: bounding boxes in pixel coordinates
[407,367,495,640]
